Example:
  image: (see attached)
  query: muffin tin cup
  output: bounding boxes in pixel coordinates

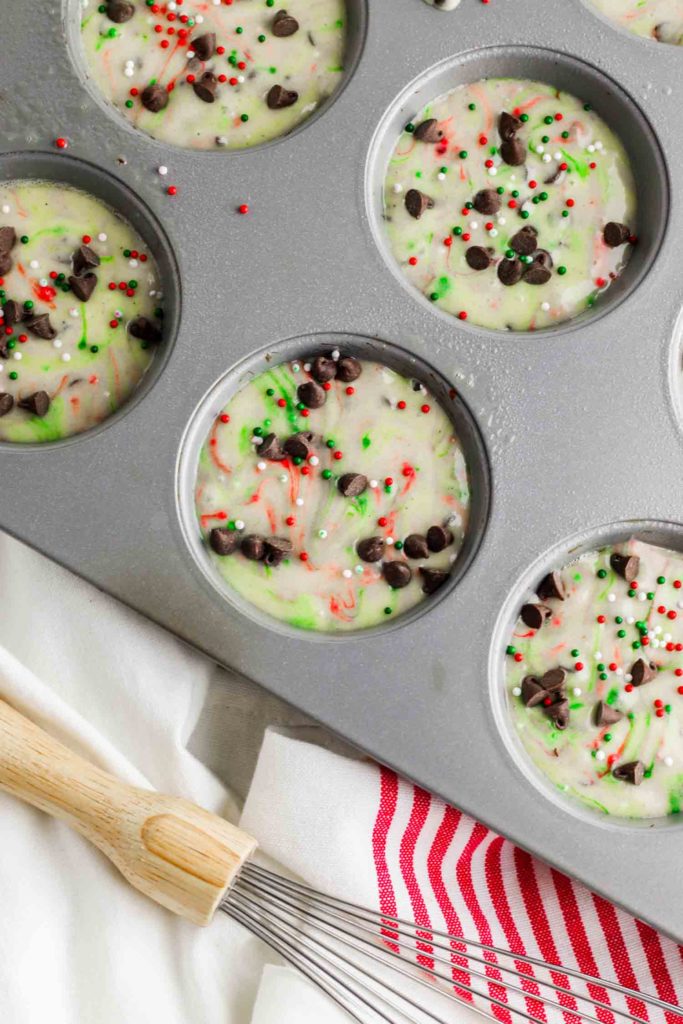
[4,0,683,939]
[176,331,491,641]
[0,150,181,450]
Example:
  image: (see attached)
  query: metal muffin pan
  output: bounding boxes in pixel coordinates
[2,0,683,939]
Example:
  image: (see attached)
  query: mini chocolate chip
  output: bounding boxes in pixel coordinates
[612,760,645,785]
[73,244,101,275]
[310,355,337,383]
[297,380,326,409]
[0,226,16,252]
[264,537,293,568]
[413,118,443,143]
[403,534,429,559]
[193,72,218,103]
[630,657,657,687]
[540,667,567,695]
[209,527,240,556]
[610,552,639,582]
[498,111,522,141]
[537,570,566,601]
[420,568,449,594]
[0,252,13,276]
[259,433,286,460]
[382,561,412,589]
[141,83,169,113]
[426,525,453,552]
[336,356,362,383]
[545,699,569,730]
[594,701,624,727]
[500,138,526,166]
[338,472,368,498]
[357,536,384,562]
[521,676,546,707]
[68,273,97,303]
[603,222,631,248]
[520,603,551,630]
[18,391,50,417]
[241,535,266,561]
[267,84,299,109]
[405,188,434,220]
[523,250,553,285]
[191,32,216,60]
[465,245,494,271]
[283,431,316,460]
[24,313,56,340]
[129,316,162,344]
[0,393,13,416]
[509,225,538,256]
[497,257,523,286]
[106,0,135,22]
[0,339,7,360]
[272,9,299,35]
[472,188,501,215]
[2,299,22,326]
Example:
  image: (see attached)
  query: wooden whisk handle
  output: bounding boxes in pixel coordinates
[0,698,257,925]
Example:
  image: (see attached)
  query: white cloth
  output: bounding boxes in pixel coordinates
[0,534,482,1024]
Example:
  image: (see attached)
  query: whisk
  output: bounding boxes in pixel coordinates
[0,698,678,1024]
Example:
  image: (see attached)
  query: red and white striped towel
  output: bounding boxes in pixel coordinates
[242,729,683,1024]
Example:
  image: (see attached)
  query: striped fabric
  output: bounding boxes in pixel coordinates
[371,765,683,1024]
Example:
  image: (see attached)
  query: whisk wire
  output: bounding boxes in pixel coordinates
[234,865,651,1024]
[221,863,682,1024]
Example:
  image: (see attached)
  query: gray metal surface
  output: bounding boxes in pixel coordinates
[2,0,683,939]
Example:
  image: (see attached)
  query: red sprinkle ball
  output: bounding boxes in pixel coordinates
[238,203,249,215]
[55,137,68,149]
[220,413,230,423]
[167,185,177,196]
[420,404,431,414]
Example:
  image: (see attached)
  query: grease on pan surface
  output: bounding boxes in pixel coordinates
[383,78,636,331]
[79,0,347,150]
[587,0,683,44]
[0,181,163,443]
[506,539,683,819]
[194,354,471,631]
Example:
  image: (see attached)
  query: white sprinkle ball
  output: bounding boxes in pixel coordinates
[615,667,623,676]
[594,651,603,660]
[488,167,497,176]
[61,353,71,362]
[256,460,266,471]
[553,151,562,160]
[235,520,245,531]
[437,172,446,182]
[39,278,48,287]
[195,13,204,22]
[279,474,288,483]
[392,183,403,194]
[303,362,311,372]
[625,673,633,683]
[664,756,674,767]
[158,166,168,176]
[331,349,340,360]
[369,479,379,489]
[386,537,394,546]
[295,497,304,507]
[309,455,319,466]
[252,435,263,445]
[29,259,39,270]
[573,687,582,696]
[638,592,647,602]
[587,144,596,153]
[98,232,107,242]
[627,616,635,625]
[542,153,552,163]
[53,339,63,349]
[13,352,22,361]
[497,216,506,225]
[469,220,479,230]
[541,301,550,312]
[607,592,616,602]
[237,75,245,84]
[342,569,353,579]
[536,145,545,154]
[1,204,10,214]
[595,750,606,762]
[512,686,522,697]
[124,68,134,78]
[488,228,498,237]
[664,633,673,642]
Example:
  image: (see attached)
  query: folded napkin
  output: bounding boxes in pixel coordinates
[0,531,681,1024]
